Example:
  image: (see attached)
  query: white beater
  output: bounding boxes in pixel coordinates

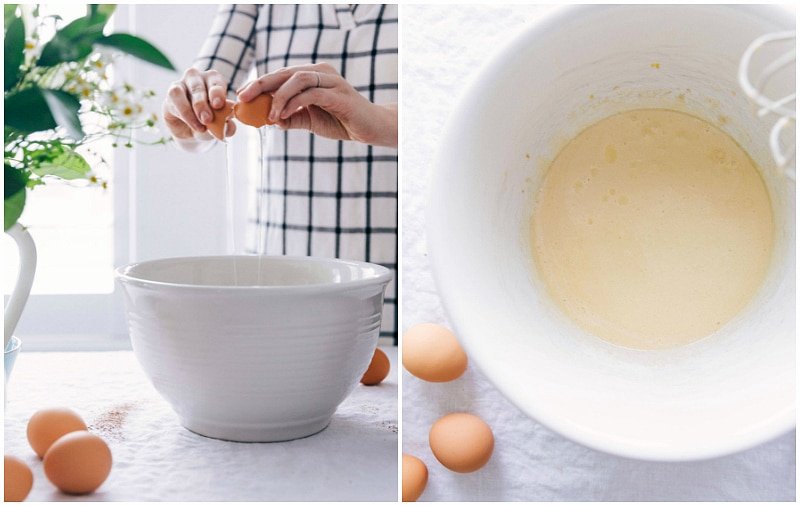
[738,30,796,180]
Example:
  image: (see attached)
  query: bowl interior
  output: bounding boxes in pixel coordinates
[431,4,795,460]
[118,255,390,288]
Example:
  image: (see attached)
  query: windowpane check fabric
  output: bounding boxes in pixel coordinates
[195,4,398,343]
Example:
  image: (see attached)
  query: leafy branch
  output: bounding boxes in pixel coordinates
[4,4,175,231]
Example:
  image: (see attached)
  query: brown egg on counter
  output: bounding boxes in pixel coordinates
[207,99,235,141]
[234,93,275,128]
[43,431,112,495]
[361,348,391,385]
[402,453,428,502]
[27,407,87,458]
[429,413,494,473]
[4,455,33,502]
[402,323,468,382]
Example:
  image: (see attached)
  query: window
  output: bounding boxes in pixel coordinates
[4,5,228,350]
[2,155,115,296]
[3,4,115,296]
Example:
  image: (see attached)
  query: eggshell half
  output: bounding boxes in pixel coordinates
[207,99,235,140]
[234,93,275,127]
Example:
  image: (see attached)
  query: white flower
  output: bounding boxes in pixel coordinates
[83,51,115,82]
[97,89,121,109]
[22,37,43,67]
[105,87,145,121]
[69,78,95,100]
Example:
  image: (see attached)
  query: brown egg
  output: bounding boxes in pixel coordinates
[402,453,428,502]
[27,407,87,458]
[234,93,275,127]
[429,413,494,473]
[207,99,235,141]
[361,348,391,385]
[4,455,33,502]
[43,431,112,495]
[402,323,468,382]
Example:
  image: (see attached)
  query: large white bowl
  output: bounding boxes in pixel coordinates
[116,255,391,442]
[429,4,795,461]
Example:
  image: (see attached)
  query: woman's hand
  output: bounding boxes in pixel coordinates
[237,63,397,148]
[162,68,237,151]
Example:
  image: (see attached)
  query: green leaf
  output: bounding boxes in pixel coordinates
[88,4,116,24]
[5,163,27,198]
[96,33,175,70]
[31,147,91,180]
[4,4,17,31]
[37,15,103,67]
[4,125,24,145]
[4,188,25,231]
[41,89,84,140]
[4,87,84,139]
[4,87,57,132]
[4,164,27,230]
[56,13,107,41]
[4,15,24,91]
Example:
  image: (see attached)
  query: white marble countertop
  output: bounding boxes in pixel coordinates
[4,347,397,501]
[401,4,795,501]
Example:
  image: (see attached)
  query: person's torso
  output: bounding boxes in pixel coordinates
[249,3,398,257]
[248,4,398,341]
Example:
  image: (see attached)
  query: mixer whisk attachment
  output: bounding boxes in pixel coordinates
[738,30,796,180]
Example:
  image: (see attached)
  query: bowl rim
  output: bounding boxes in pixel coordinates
[427,3,796,461]
[115,255,393,292]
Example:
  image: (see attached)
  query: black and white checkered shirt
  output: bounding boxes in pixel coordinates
[195,4,398,343]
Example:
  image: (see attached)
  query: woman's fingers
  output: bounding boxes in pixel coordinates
[237,69,291,102]
[270,71,335,122]
[162,106,195,140]
[184,68,213,125]
[162,67,234,145]
[205,70,228,109]
[237,62,335,102]
[279,87,329,120]
[166,80,206,132]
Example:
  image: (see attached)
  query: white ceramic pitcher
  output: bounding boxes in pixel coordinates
[5,223,37,349]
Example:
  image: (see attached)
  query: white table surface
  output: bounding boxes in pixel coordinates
[401,4,795,501]
[4,347,398,501]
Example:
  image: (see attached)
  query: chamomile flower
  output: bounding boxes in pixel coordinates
[23,37,41,65]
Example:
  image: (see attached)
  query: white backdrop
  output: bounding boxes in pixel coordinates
[400,4,795,501]
[121,4,244,263]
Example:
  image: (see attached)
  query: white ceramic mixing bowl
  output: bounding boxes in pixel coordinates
[116,255,391,442]
[429,4,795,460]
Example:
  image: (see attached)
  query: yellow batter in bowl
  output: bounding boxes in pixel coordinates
[531,109,774,349]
